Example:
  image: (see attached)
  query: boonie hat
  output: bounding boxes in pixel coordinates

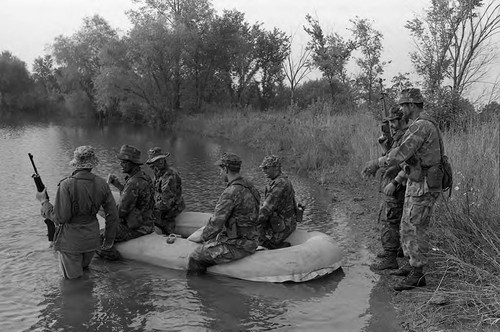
[69,145,99,169]
[398,88,424,105]
[214,152,242,169]
[384,105,404,121]
[117,144,143,165]
[259,155,281,168]
[146,147,170,164]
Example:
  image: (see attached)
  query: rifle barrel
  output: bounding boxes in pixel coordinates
[28,153,39,175]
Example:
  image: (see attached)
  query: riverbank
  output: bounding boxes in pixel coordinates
[175,106,500,332]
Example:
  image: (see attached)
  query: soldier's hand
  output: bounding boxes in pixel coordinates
[361,160,379,178]
[36,189,49,204]
[384,182,396,196]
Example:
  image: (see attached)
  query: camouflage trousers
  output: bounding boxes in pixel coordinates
[187,240,252,274]
[400,192,439,268]
[260,224,296,249]
[380,186,405,253]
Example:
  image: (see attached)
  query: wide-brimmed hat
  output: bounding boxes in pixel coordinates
[384,105,404,121]
[69,145,99,169]
[397,88,424,105]
[146,147,170,164]
[259,155,281,168]
[214,152,242,169]
[117,144,143,165]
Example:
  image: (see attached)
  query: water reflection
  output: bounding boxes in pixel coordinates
[186,270,345,331]
[0,118,390,331]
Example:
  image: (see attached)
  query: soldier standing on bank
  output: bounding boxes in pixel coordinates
[258,155,299,249]
[146,147,185,235]
[363,88,444,290]
[363,105,409,271]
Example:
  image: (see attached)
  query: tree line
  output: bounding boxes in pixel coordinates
[1,0,499,127]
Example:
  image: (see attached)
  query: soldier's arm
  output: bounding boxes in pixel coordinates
[157,173,178,211]
[41,180,72,224]
[201,189,235,241]
[258,180,284,223]
[379,121,428,167]
[101,182,119,243]
[118,180,139,219]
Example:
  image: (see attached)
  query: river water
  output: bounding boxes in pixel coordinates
[0,116,397,332]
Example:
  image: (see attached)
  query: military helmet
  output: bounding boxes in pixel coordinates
[259,155,281,168]
[384,105,404,121]
[397,88,424,105]
[214,152,242,169]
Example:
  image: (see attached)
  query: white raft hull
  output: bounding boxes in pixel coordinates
[98,211,343,283]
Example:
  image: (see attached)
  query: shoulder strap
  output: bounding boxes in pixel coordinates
[418,116,444,161]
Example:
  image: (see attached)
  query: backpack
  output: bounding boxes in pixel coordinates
[421,117,453,196]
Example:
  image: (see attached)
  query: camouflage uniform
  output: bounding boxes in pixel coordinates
[188,153,260,274]
[116,168,155,242]
[380,108,442,269]
[258,155,297,249]
[146,147,185,234]
[379,128,407,255]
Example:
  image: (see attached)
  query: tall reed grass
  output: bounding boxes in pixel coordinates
[176,104,500,328]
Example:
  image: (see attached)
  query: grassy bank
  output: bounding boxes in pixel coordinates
[175,106,500,330]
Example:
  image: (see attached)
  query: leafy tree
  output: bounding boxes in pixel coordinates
[406,0,500,97]
[349,17,385,108]
[32,55,60,101]
[304,15,356,108]
[51,15,118,113]
[0,51,34,111]
[256,28,290,111]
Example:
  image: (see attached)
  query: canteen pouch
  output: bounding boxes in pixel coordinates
[426,164,443,189]
[441,155,453,192]
[125,208,142,230]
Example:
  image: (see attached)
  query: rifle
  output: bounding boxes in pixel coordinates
[28,153,55,242]
[377,78,393,153]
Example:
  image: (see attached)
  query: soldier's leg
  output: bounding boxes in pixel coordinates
[372,196,401,270]
[59,251,86,279]
[81,251,95,270]
[394,192,438,290]
[187,242,250,274]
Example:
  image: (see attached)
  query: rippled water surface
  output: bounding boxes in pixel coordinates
[0,117,388,332]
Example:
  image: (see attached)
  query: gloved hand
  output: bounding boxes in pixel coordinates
[384,182,396,196]
[361,160,379,178]
[107,174,117,186]
[36,189,49,204]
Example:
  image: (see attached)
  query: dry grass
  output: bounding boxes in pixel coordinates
[175,106,500,330]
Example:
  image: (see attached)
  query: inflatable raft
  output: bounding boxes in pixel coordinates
[98,210,343,283]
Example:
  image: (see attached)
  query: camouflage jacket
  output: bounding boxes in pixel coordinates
[201,177,260,253]
[119,168,155,234]
[258,174,297,235]
[380,111,442,196]
[380,128,408,188]
[153,166,185,219]
[41,169,118,253]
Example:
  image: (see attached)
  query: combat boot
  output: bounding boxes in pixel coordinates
[371,251,398,270]
[390,260,411,276]
[393,266,426,291]
[376,251,387,258]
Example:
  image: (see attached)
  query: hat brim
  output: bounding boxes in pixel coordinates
[146,154,169,164]
[214,159,224,166]
[117,153,143,165]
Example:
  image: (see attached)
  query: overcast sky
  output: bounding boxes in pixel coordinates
[4,0,498,103]
[0,0,430,78]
